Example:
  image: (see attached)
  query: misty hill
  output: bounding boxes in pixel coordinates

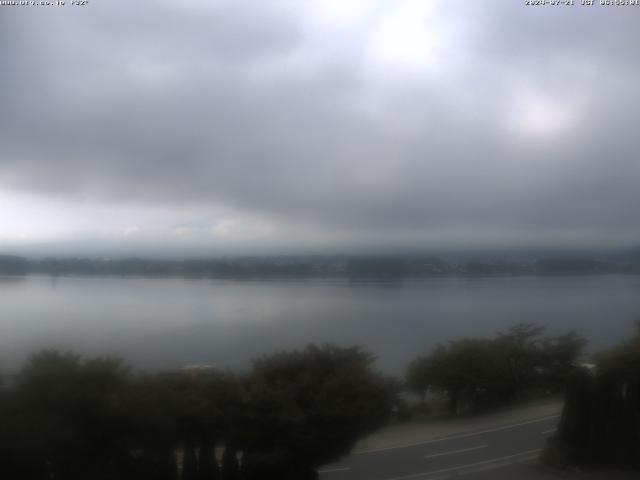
[0,255,29,275]
[1,247,640,279]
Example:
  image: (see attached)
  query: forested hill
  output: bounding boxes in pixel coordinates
[2,249,640,278]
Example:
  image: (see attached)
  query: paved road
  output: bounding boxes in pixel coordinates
[318,414,560,480]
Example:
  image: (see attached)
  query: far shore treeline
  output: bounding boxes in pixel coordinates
[1,247,640,279]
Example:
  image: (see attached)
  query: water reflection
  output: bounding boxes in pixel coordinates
[0,275,639,375]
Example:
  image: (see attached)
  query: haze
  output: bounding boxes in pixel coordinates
[1,0,639,256]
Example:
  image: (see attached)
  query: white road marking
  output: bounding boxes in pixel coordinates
[458,460,512,475]
[318,467,351,474]
[458,451,540,476]
[380,449,541,480]
[542,428,557,435]
[354,414,560,455]
[423,444,488,459]
[456,450,540,480]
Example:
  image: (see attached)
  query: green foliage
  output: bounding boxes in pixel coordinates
[240,345,394,478]
[545,323,640,470]
[4,351,133,479]
[539,332,587,390]
[0,345,392,480]
[407,324,587,415]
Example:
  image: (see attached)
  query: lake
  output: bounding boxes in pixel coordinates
[1,274,639,376]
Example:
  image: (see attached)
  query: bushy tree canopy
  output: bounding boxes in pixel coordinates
[407,324,586,415]
[240,345,394,479]
[0,345,393,480]
[544,322,640,470]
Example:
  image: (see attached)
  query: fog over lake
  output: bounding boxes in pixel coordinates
[2,274,639,375]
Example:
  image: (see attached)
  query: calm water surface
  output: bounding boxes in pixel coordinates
[1,275,639,375]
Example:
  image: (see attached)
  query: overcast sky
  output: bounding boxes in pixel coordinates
[1,0,639,256]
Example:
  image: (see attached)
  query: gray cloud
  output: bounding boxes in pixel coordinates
[1,0,640,252]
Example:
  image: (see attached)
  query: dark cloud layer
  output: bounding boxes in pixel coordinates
[1,0,640,252]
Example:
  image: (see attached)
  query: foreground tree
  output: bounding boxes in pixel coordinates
[538,331,588,392]
[0,345,393,480]
[544,322,640,471]
[127,368,241,480]
[407,324,586,415]
[3,351,133,480]
[239,345,394,480]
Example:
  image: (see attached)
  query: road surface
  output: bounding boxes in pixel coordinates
[318,414,560,480]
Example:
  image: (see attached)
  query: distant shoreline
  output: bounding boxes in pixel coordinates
[2,252,640,279]
[2,271,640,282]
